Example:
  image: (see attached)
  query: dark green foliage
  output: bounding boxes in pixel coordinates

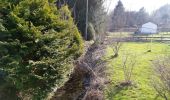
[135,7,149,26]
[66,0,106,39]
[110,0,126,31]
[87,23,95,41]
[0,0,83,99]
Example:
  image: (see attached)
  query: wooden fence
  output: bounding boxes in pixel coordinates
[133,36,170,41]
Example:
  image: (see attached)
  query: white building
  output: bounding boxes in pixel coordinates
[139,22,158,34]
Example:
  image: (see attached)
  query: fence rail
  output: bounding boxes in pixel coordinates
[133,36,170,41]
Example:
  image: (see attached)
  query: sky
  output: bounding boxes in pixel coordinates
[104,0,170,13]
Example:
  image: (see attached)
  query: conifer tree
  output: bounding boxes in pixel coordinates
[111,0,126,31]
[0,0,83,99]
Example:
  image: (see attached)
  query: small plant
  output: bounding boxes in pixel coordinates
[112,41,122,58]
[121,52,137,86]
[151,56,170,100]
[111,32,123,58]
[146,43,152,52]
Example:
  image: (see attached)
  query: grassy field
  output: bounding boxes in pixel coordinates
[105,42,170,100]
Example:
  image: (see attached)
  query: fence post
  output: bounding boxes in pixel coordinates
[161,35,163,42]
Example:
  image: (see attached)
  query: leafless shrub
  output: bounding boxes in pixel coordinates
[121,52,137,85]
[83,89,103,100]
[111,32,123,58]
[152,56,170,100]
[112,41,122,58]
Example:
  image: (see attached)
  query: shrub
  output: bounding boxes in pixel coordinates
[87,23,96,41]
[121,52,137,85]
[112,41,122,58]
[0,0,83,99]
[152,56,170,100]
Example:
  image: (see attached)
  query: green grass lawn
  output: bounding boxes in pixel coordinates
[105,42,170,100]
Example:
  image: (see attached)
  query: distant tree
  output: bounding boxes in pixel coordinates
[151,4,170,26]
[110,0,126,31]
[136,7,149,26]
[125,11,138,27]
[109,6,150,29]
[162,14,170,24]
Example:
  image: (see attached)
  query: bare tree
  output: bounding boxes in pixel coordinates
[151,56,170,100]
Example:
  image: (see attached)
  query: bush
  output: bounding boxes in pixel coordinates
[0,0,83,99]
[87,23,96,41]
[121,52,137,85]
[152,56,170,100]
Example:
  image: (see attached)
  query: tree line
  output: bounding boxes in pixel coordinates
[109,0,170,32]
[58,0,107,40]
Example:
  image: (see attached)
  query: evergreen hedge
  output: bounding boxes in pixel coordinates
[0,0,83,99]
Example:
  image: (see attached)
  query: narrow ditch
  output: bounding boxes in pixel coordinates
[51,40,108,100]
